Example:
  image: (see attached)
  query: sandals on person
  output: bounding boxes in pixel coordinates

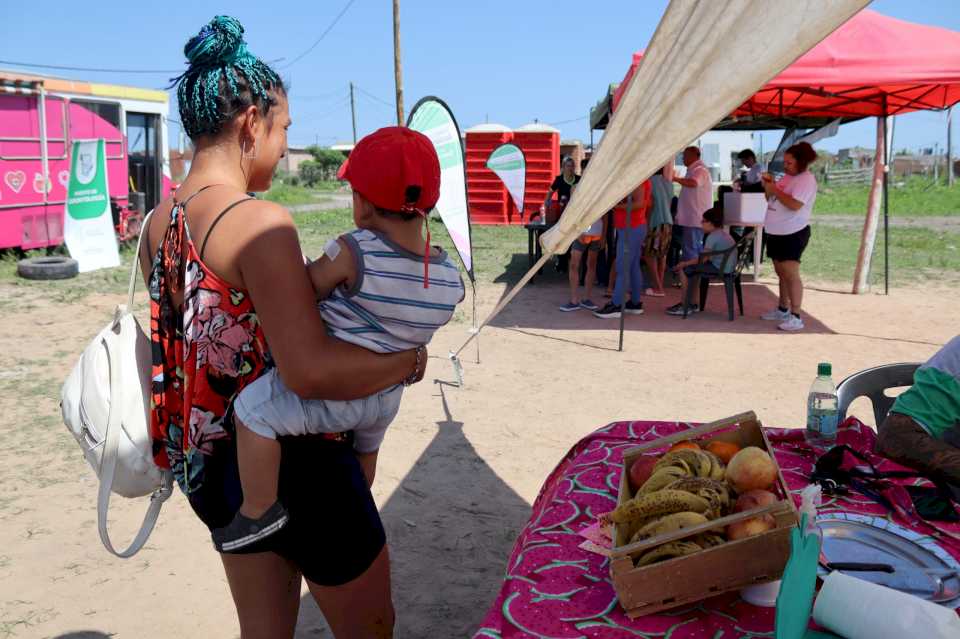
[212,501,289,553]
[645,288,666,298]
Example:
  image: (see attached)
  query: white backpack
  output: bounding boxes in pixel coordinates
[60,212,174,558]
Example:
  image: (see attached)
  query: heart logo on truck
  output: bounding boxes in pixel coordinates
[4,170,26,193]
[33,173,52,194]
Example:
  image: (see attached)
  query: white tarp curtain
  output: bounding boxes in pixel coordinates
[453,0,869,358]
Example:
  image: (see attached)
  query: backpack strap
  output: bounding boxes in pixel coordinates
[99,212,174,558]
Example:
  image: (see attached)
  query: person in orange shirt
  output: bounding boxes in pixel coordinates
[593,179,652,319]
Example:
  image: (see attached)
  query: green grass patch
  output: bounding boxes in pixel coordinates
[815,177,960,217]
[263,184,330,206]
[295,208,527,285]
[0,244,135,300]
[803,223,960,286]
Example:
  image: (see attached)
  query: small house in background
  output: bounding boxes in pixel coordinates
[837,146,876,169]
[278,147,313,175]
[330,142,354,157]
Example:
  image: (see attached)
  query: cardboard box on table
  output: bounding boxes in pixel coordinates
[611,412,799,618]
[723,192,767,225]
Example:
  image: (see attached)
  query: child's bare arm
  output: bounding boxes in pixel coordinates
[307,237,357,300]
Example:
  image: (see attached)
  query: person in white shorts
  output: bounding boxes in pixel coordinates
[213,127,465,552]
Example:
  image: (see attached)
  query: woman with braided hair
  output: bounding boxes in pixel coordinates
[140,16,419,638]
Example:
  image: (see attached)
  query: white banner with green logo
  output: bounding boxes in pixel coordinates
[64,139,120,272]
[407,97,473,280]
[486,144,526,217]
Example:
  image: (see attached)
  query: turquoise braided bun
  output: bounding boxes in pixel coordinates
[172,15,284,139]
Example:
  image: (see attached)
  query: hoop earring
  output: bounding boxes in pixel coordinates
[242,139,258,160]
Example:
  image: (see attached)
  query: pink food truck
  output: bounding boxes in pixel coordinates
[0,69,173,251]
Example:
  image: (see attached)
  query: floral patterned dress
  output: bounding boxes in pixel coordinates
[148,196,272,493]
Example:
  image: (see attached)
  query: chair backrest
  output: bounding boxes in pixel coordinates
[836,362,921,427]
[725,231,755,276]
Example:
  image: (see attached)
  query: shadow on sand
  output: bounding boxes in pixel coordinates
[294,383,530,638]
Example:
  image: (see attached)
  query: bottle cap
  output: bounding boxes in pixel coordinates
[818,362,832,377]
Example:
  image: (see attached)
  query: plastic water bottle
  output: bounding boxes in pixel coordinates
[806,362,839,446]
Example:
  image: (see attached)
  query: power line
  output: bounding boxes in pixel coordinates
[1,0,356,76]
[0,59,183,74]
[355,86,394,109]
[281,0,357,69]
[548,115,589,126]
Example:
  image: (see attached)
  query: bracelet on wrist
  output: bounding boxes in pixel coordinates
[403,345,425,386]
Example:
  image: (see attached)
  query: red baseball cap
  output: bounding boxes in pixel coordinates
[338,126,441,213]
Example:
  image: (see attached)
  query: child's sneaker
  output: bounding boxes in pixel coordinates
[212,502,289,553]
[558,302,581,312]
[666,303,698,316]
[778,315,805,332]
[762,308,791,321]
[579,299,599,311]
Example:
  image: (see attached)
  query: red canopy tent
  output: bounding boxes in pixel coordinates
[593,9,960,293]
[607,10,960,127]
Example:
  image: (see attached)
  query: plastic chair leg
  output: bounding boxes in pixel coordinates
[735,275,744,316]
[699,277,709,310]
[724,279,735,321]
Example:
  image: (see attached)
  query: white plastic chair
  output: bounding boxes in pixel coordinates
[836,363,921,426]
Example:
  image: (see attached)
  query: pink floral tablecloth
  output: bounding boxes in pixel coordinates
[472,419,960,638]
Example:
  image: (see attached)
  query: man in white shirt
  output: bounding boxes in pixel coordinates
[736,149,763,191]
[672,146,713,262]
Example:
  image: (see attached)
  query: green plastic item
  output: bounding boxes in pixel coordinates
[775,513,840,639]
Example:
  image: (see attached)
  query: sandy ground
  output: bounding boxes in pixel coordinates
[0,269,955,639]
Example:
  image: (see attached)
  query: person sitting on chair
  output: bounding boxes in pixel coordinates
[877,335,960,487]
[666,207,734,316]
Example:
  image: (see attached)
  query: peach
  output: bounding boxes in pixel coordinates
[726,515,776,540]
[725,447,777,493]
[734,489,778,513]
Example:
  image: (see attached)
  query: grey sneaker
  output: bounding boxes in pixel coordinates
[579,299,599,311]
[593,302,621,319]
[778,315,805,332]
[762,308,791,321]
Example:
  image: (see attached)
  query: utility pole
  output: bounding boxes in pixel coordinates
[392,0,404,126]
[349,81,357,145]
[948,106,954,187]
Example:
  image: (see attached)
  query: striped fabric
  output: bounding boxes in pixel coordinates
[320,229,465,353]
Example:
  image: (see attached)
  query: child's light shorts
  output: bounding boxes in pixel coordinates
[234,368,403,454]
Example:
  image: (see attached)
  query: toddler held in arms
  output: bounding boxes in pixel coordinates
[213,127,465,552]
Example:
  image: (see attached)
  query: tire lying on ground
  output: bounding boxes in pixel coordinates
[16,256,79,280]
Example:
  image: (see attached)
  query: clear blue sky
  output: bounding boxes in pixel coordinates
[2,1,958,154]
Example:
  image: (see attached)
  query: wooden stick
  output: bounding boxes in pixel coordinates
[621,411,757,457]
[611,500,791,559]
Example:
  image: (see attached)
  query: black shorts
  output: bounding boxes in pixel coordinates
[766,226,811,262]
[188,433,386,586]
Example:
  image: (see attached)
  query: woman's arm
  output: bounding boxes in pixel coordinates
[762,175,805,211]
[540,188,556,215]
[237,203,421,400]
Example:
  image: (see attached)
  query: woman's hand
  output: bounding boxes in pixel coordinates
[761,172,774,184]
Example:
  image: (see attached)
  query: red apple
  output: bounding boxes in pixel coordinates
[628,457,658,492]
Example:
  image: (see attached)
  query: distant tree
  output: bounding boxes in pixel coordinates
[304,146,346,181]
[299,160,326,186]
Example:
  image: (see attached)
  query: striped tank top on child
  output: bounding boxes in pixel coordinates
[320,229,465,353]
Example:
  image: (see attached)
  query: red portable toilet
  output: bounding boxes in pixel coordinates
[465,124,512,225]
[511,123,560,224]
